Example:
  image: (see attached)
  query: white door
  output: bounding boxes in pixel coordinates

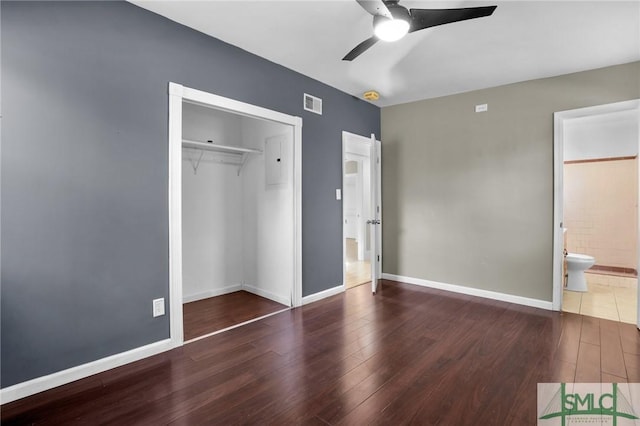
[342,131,382,292]
[369,135,382,294]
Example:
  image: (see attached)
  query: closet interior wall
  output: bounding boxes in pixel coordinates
[181,102,293,306]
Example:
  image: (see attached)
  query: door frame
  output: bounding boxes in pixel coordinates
[342,131,382,291]
[168,82,303,348]
[370,134,382,293]
[552,99,640,325]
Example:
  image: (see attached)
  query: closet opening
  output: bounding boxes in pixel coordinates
[168,83,302,346]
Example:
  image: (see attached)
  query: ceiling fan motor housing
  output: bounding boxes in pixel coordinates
[373,3,410,29]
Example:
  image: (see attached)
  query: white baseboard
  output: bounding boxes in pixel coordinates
[182,284,242,303]
[301,285,344,306]
[242,284,290,307]
[0,338,172,405]
[381,273,553,310]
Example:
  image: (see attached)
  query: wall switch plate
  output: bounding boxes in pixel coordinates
[475,104,488,113]
[336,189,342,200]
[153,298,165,317]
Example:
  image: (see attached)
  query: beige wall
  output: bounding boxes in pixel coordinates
[381,61,640,302]
[564,158,638,269]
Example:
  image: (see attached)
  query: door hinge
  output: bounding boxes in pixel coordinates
[377,255,380,262]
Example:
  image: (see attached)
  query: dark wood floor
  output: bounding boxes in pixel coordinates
[3,280,640,425]
[183,291,287,341]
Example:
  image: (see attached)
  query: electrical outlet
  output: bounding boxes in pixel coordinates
[475,104,488,113]
[153,298,165,317]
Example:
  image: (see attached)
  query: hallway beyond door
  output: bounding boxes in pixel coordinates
[345,238,370,288]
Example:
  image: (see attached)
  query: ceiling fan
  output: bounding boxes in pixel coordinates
[343,0,497,61]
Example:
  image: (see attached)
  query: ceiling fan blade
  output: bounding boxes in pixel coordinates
[409,6,497,33]
[343,37,379,61]
[356,0,393,19]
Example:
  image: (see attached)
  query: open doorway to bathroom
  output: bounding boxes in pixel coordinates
[553,100,639,325]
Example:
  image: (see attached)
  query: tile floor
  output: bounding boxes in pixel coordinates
[562,272,637,324]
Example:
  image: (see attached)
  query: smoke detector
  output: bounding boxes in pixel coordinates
[363,91,380,101]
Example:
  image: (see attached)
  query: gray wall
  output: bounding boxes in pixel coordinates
[1,1,379,388]
[381,62,639,302]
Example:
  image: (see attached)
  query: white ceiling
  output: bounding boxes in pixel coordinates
[131,1,640,107]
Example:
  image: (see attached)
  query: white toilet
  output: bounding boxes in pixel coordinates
[566,253,595,292]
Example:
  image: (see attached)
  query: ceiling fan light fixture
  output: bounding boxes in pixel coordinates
[373,16,409,42]
[344,0,497,61]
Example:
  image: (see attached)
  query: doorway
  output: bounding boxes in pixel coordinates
[553,99,640,327]
[168,83,302,347]
[342,131,382,293]
[343,146,371,288]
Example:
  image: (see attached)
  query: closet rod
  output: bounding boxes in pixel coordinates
[182,139,262,155]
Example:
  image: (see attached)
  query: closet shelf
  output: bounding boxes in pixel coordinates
[182,139,262,155]
[182,138,262,175]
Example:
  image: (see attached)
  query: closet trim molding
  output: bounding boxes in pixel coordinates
[168,82,303,349]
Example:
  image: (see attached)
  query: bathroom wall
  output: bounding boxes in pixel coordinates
[564,158,638,270]
[563,109,639,271]
[564,109,639,161]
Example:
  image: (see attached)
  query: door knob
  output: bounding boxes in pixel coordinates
[367,219,381,225]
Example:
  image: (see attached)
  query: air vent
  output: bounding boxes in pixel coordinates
[303,93,322,115]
